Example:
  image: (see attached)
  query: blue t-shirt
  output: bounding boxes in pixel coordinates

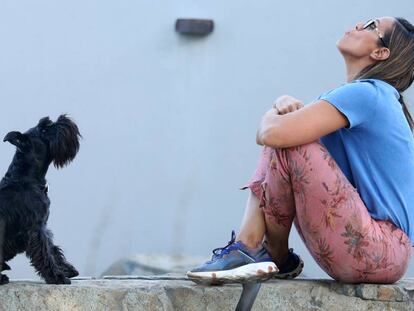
[318,79,414,245]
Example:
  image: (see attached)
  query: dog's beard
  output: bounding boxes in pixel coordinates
[49,115,81,168]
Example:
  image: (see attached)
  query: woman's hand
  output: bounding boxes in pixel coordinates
[257,95,303,145]
[273,95,304,115]
[256,108,279,146]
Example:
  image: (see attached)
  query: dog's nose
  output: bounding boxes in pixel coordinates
[3,131,21,143]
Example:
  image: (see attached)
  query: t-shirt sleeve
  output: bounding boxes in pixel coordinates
[319,81,378,129]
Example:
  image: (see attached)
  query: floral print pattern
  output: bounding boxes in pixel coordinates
[244,141,412,284]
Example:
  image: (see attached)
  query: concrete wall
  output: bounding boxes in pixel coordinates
[0,0,412,280]
[0,278,413,311]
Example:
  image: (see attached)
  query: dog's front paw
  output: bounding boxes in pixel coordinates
[45,274,71,285]
[0,274,9,285]
[62,264,79,278]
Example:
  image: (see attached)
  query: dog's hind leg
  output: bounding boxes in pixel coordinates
[0,219,8,284]
[0,260,12,284]
[0,274,8,285]
[0,260,11,284]
[26,228,70,284]
[1,263,10,271]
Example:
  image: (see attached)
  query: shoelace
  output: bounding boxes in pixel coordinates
[211,230,237,260]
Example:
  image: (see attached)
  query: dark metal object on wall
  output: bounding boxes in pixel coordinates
[175,19,214,36]
[235,282,262,311]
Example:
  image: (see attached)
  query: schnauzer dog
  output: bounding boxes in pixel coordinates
[0,115,81,285]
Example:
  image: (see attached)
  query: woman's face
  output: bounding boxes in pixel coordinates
[337,16,394,59]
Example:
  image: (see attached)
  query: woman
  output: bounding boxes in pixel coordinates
[187,16,414,284]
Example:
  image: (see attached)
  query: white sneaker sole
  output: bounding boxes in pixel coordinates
[186,261,278,285]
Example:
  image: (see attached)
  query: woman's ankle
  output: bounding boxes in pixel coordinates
[264,244,289,265]
[236,233,263,250]
[273,251,289,266]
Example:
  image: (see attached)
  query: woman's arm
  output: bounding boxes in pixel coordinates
[257,100,349,148]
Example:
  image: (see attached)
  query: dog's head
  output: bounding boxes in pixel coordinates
[3,115,81,169]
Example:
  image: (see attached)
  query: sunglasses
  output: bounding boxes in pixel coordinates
[363,19,388,48]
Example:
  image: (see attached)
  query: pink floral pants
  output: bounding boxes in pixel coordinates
[244,141,412,283]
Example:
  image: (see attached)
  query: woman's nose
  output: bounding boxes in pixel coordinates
[355,22,364,31]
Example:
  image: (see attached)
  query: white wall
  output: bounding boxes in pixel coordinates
[0,0,412,279]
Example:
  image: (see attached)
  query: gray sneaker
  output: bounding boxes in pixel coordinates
[187,231,278,285]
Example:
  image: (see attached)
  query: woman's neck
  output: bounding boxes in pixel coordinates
[344,56,375,82]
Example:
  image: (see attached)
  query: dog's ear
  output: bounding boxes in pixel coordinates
[50,115,81,168]
[3,131,31,151]
[37,117,53,128]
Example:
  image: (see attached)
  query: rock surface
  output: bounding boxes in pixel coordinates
[101,254,207,277]
[0,277,413,310]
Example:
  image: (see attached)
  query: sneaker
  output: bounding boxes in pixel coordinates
[186,231,278,285]
[273,248,304,279]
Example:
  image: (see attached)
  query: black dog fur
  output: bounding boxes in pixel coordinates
[0,115,81,284]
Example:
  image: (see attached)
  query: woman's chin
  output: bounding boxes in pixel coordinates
[336,36,347,48]
[336,39,349,55]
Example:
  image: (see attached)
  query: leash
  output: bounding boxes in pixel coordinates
[235,282,262,311]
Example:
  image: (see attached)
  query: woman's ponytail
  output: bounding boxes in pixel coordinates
[398,94,414,132]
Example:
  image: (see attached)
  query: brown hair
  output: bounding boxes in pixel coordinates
[355,17,414,131]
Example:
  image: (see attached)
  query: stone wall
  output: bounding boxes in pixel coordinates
[0,277,413,310]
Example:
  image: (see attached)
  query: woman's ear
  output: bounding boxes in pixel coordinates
[370,47,390,61]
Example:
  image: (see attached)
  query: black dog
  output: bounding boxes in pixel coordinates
[0,115,81,284]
